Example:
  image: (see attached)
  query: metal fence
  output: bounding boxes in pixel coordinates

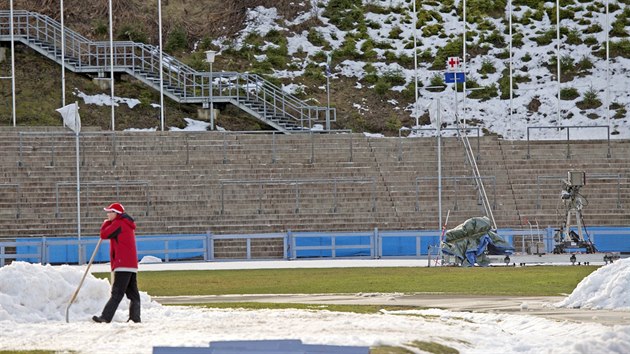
[219,177,376,214]
[1,227,629,266]
[526,125,611,159]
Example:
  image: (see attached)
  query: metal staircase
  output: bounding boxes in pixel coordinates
[0,10,334,133]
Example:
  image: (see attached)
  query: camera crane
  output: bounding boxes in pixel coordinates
[553,171,597,254]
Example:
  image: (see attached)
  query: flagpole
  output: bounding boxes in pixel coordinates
[74,101,82,264]
[56,102,82,264]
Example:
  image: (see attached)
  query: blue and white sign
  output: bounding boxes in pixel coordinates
[444,72,465,83]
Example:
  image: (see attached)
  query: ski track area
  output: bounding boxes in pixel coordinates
[1,258,630,354]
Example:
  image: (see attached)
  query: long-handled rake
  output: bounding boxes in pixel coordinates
[65,238,103,323]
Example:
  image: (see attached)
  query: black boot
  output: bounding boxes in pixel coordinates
[92,315,110,323]
[128,300,141,323]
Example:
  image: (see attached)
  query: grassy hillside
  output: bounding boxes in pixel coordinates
[1,0,628,134]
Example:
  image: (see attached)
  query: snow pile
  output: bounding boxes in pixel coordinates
[0,261,630,353]
[0,262,156,323]
[556,257,630,310]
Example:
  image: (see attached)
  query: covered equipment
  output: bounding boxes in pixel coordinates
[442,216,514,266]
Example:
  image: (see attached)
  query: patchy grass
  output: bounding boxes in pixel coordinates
[93,266,598,297]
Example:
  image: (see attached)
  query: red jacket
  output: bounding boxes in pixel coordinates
[100,213,138,271]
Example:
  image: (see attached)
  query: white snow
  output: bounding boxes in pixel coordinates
[75,90,141,109]
[169,118,211,132]
[216,1,630,140]
[1,259,630,353]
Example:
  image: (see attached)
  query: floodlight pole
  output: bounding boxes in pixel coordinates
[326,52,331,130]
[205,50,216,130]
[109,0,115,131]
[10,0,16,126]
[437,98,442,231]
[605,0,610,128]
[412,0,419,127]
[556,0,561,126]
[509,0,513,140]
[60,0,66,106]
[462,0,467,129]
[158,0,165,131]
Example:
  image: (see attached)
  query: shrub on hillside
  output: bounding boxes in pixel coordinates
[576,87,602,110]
[374,79,391,95]
[324,0,364,31]
[468,84,499,101]
[307,28,327,47]
[388,26,403,39]
[534,29,555,45]
[382,69,406,86]
[479,58,497,75]
[566,28,582,45]
[385,115,402,132]
[560,87,579,100]
[428,74,446,92]
[165,26,188,53]
[117,23,147,43]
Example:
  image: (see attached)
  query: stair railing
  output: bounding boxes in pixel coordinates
[0,10,333,131]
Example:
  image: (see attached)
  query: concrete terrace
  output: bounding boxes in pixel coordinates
[0,127,628,241]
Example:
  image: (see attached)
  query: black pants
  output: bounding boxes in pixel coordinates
[100,271,141,322]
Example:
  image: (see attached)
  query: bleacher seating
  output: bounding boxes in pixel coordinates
[0,127,628,259]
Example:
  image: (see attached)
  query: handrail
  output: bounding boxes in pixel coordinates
[0,10,332,132]
[0,183,21,218]
[219,177,376,214]
[217,130,354,164]
[398,127,480,162]
[55,180,151,217]
[526,125,611,159]
[18,131,117,167]
[415,176,496,212]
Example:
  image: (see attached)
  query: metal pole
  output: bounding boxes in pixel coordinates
[437,98,442,230]
[412,0,419,127]
[509,0,513,140]
[10,0,16,126]
[462,0,467,129]
[158,0,165,131]
[109,0,115,131]
[326,53,331,130]
[605,0,610,128]
[208,62,215,130]
[556,0,561,125]
[74,103,82,264]
[60,0,66,106]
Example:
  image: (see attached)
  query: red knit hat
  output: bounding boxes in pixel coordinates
[104,203,124,214]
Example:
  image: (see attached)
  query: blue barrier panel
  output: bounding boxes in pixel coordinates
[12,227,629,265]
[16,234,207,264]
[380,230,441,257]
[17,237,108,264]
[586,227,630,252]
[293,232,372,258]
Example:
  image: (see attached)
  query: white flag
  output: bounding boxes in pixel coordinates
[56,102,81,134]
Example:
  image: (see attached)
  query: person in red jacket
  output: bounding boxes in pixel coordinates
[92,202,141,323]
